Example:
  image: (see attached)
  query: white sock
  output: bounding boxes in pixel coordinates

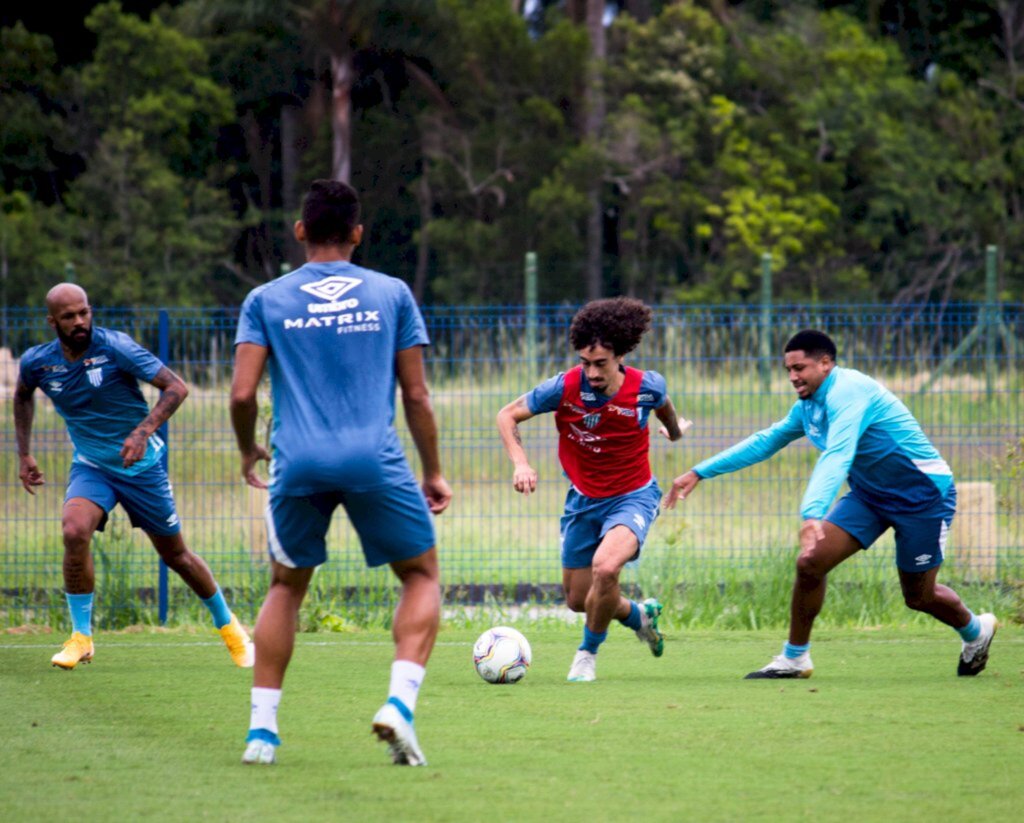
[388,660,426,714]
[250,687,281,734]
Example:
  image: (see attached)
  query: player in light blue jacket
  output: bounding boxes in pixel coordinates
[663,330,996,679]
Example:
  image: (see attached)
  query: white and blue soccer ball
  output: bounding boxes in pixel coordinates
[473,626,532,684]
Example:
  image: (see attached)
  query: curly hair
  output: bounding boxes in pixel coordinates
[569,297,652,356]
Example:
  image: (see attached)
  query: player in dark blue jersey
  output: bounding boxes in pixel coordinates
[14,284,253,670]
[231,180,452,767]
[663,330,996,679]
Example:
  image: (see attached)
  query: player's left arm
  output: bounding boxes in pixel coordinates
[654,397,693,441]
[799,392,873,521]
[120,366,190,467]
[397,344,452,514]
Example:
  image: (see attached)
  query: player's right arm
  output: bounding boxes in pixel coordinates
[13,377,45,494]
[229,342,272,489]
[496,395,538,496]
[663,405,805,509]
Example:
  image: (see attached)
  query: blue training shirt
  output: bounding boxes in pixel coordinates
[692,367,953,519]
[235,260,429,496]
[18,327,166,477]
[526,369,669,425]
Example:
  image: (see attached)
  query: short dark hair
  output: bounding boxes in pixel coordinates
[784,329,837,361]
[569,297,652,356]
[301,179,361,246]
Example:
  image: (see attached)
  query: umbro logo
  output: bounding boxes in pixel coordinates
[914,554,932,565]
[301,275,362,302]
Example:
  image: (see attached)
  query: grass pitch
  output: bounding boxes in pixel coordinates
[1,625,1022,822]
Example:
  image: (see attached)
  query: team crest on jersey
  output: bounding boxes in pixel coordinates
[87,367,104,387]
[582,412,601,429]
[300,275,362,303]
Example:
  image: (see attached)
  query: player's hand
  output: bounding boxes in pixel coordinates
[422,474,452,514]
[240,444,271,489]
[512,462,538,496]
[659,416,694,440]
[120,429,150,467]
[799,519,825,553]
[662,469,700,509]
[19,455,45,494]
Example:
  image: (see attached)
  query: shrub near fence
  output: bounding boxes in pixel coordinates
[1,304,1022,628]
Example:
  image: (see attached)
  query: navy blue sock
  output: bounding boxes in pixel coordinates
[618,601,643,631]
[579,626,607,654]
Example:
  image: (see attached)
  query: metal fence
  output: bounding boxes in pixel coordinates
[2,302,1022,626]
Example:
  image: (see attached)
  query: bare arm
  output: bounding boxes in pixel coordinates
[496,395,538,496]
[396,345,451,514]
[654,397,693,441]
[120,366,190,467]
[229,342,271,489]
[13,378,44,494]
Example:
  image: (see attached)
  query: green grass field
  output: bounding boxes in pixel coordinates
[2,625,1022,822]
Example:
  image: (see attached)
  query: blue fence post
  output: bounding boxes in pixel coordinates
[158,309,170,625]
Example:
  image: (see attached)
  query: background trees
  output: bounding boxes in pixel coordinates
[0,0,1020,307]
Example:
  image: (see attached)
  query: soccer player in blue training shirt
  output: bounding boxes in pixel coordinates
[497,297,692,683]
[14,283,254,670]
[230,179,452,767]
[663,329,997,679]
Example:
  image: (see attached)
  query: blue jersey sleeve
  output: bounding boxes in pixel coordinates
[396,281,430,350]
[799,380,874,520]
[692,403,805,479]
[107,330,163,382]
[18,347,41,389]
[526,373,565,415]
[235,289,268,348]
[639,370,668,408]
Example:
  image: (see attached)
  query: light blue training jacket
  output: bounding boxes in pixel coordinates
[692,367,953,519]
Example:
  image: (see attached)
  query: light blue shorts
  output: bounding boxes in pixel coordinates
[65,462,181,536]
[266,478,435,569]
[559,480,662,570]
[826,487,957,573]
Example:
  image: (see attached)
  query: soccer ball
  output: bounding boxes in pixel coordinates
[473,626,532,684]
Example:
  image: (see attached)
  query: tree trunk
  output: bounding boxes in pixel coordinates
[280,103,304,268]
[331,52,354,183]
[413,165,432,302]
[584,0,606,300]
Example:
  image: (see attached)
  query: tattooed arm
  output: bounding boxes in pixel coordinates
[14,378,45,493]
[496,395,539,496]
[121,366,189,467]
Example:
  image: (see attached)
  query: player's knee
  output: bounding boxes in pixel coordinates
[902,590,934,611]
[61,521,92,552]
[564,589,587,612]
[590,563,620,592]
[795,552,827,579]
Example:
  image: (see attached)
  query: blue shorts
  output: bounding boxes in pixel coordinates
[560,480,662,570]
[266,478,436,569]
[65,462,181,537]
[826,488,957,573]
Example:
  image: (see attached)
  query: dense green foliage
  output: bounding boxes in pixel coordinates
[1,1,1021,307]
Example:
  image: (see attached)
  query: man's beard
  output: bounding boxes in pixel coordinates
[57,325,92,354]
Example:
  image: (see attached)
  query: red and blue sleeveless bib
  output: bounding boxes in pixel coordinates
[554,366,652,498]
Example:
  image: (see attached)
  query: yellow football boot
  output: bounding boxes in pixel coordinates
[219,615,255,668]
[51,632,94,670]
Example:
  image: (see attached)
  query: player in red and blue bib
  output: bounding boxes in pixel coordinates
[14,283,253,671]
[497,297,692,682]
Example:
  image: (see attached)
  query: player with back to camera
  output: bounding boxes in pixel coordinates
[497,297,692,683]
[663,329,997,678]
[14,283,254,670]
[230,179,452,766]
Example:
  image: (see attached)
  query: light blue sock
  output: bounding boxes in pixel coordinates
[66,592,94,636]
[957,612,980,642]
[618,601,643,631]
[579,626,607,654]
[201,587,232,629]
[783,641,810,660]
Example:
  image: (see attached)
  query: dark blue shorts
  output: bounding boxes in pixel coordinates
[560,480,662,569]
[826,488,957,573]
[266,477,436,569]
[65,462,181,536]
